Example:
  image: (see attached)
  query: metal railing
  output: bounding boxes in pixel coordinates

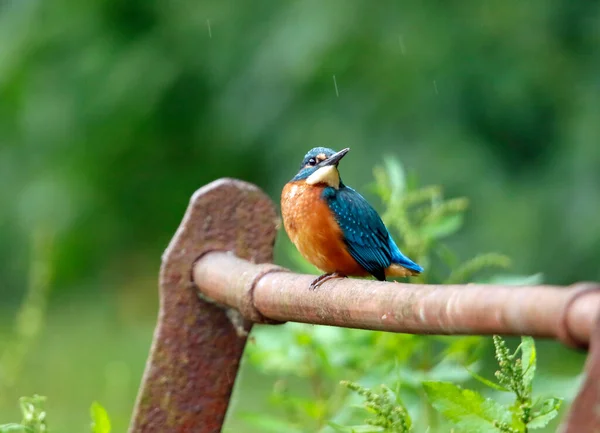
[128,179,600,433]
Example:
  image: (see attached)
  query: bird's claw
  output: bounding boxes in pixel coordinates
[309,272,345,290]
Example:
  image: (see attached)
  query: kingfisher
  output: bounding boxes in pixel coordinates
[281,147,423,290]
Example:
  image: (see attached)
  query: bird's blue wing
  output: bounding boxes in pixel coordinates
[323,186,393,280]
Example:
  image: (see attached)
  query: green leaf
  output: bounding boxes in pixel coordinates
[327,422,349,432]
[527,410,559,430]
[527,398,562,429]
[421,214,464,240]
[0,424,30,433]
[90,402,111,433]
[520,337,536,391]
[466,368,509,392]
[423,381,514,432]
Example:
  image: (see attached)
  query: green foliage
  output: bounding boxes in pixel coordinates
[491,336,562,431]
[0,398,111,433]
[424,337,561,433]
[493,336,533,425]
[372,159,511,284]
[332,381,411,433]
[423,382,513,432]
[242,160,558,432]
[340,338,560,433]
[0,396,47,433]
[90,402,112,433]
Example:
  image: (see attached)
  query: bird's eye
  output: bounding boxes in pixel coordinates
[307,158,317,166]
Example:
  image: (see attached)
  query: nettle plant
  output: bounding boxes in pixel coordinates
[243,159,562,433]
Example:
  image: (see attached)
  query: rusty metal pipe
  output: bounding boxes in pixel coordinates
[193,251,600,348]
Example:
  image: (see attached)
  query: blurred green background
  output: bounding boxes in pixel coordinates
[1,0,599,431]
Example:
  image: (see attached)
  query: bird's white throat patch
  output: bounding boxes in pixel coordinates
[306,165,340,189]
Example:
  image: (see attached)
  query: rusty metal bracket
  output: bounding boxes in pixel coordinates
[129,179,279,433]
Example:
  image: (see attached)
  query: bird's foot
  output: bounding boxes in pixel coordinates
[309,272,346,290]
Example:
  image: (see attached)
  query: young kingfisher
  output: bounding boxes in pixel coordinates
[281,147,423,290]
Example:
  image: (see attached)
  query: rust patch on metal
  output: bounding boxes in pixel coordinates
[129,179,278,433]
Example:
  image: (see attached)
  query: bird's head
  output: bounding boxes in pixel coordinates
[291,147,350,189]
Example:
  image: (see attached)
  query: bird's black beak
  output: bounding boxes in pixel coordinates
[321,148,350,167]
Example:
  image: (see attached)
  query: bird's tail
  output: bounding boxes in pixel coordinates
[386,238,423,277]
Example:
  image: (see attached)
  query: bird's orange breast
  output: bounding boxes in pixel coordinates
[281,181,368,276]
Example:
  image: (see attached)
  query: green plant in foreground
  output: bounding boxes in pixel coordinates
[0,397,111,433]
[423,336,561,433]
[341,336,561,433]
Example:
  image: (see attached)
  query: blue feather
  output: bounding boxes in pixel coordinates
[388,237,424,273]
[323,186,423,280]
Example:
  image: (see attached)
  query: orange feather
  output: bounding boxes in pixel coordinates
[281,181,369,276]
